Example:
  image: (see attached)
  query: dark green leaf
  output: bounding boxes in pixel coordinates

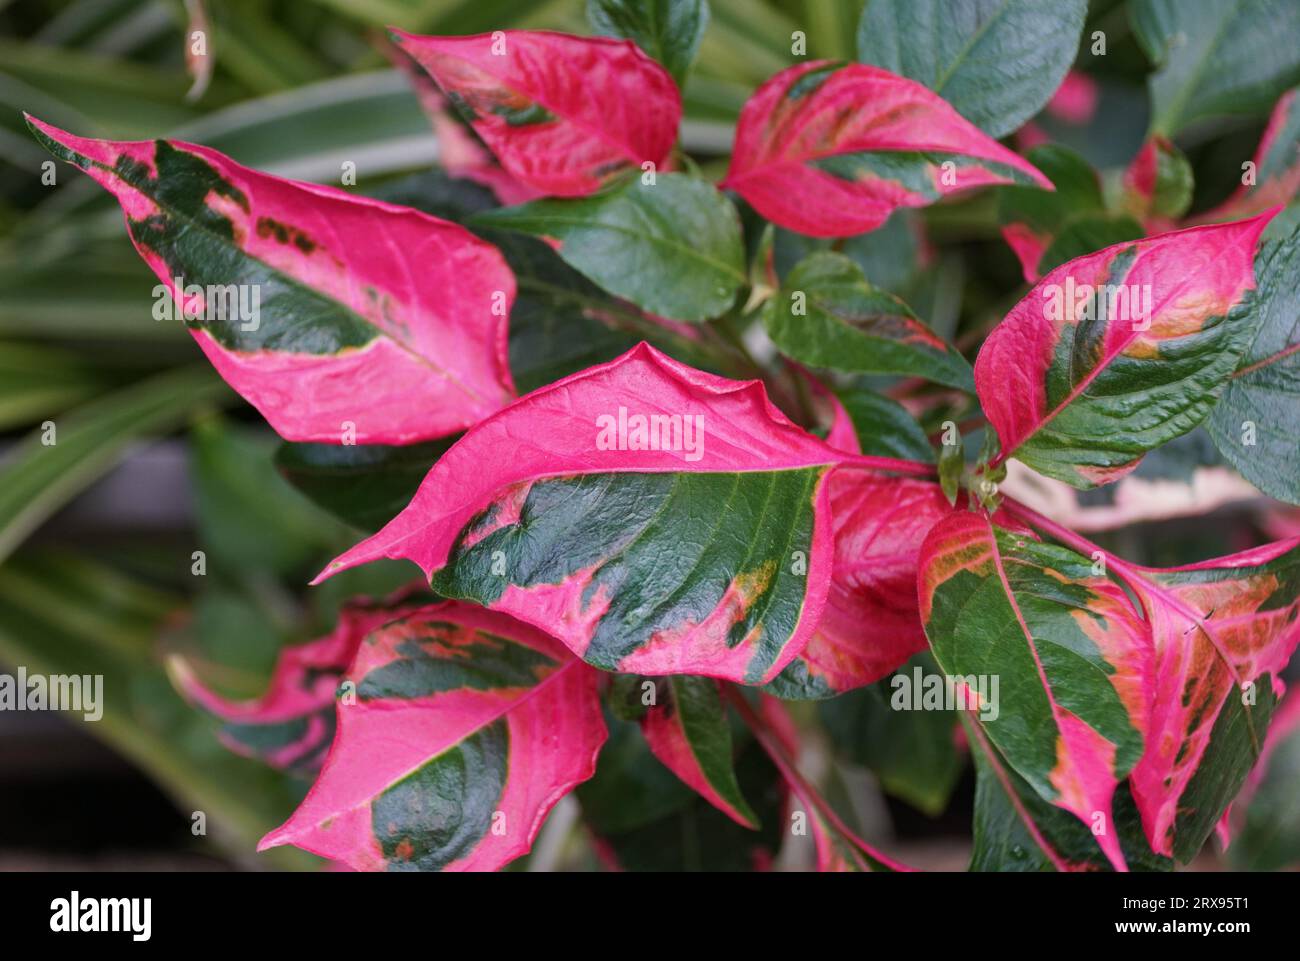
[763,252,974,391]
[578,716,784,870]
[819,653,960,815]
[471,173,746,323]
[274,439,451,533]
[1206,229,1300,504]
[1130,0,1300,136]
[587,0,711,85]
[835,384,936,463]
[856,0,1087,138]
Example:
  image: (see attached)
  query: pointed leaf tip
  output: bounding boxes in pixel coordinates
[262,603,606,872]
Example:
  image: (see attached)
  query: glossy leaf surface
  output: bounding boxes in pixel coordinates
[319,344,886,684]
[919,512,1152,870]
[856,0,1087,138]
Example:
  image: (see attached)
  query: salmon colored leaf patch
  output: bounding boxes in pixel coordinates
[1122,540,1300,862]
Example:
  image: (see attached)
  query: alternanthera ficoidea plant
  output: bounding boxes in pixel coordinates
[27,0,1300,871]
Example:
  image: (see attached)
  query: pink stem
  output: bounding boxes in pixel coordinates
[841,453,937,478]
[959,712,1075,872]
[725,687,916,872]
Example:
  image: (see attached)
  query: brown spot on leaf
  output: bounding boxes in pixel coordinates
[256,216,317,253]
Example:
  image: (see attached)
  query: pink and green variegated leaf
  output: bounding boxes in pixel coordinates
[259,602,606,871]
[918,511,1153,870]
[1203,88,1300,223]
[720,61,1051,238]
[316,345,922,683]
[976,212,1277,489]
[768,470,952,699]
[1123,538,1300,862]
[27,117,515,444]
[316,343,918,684]
[168,597,426,775]
[640,675,759,828]
[166,598,431,780]
[392,29,680,198]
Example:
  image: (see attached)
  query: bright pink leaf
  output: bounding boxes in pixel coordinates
[27,116,516,444]
[1000,221,1053,284]
[392,29,681,198]
[387,38,543,205]
[260,602,606,872]
[721,61,1051,237]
